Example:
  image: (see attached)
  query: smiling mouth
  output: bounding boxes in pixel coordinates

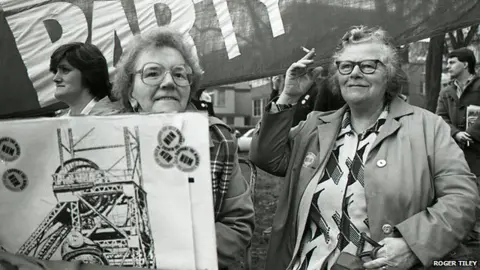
[155,97,179,102]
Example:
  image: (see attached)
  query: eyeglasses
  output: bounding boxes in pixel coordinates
[335,60,384,75]
[135,62,193,87]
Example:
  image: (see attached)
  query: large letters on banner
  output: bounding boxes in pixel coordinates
[91,1,134,76]
[5,2,88,106]
[2,0,480,115]
[212,0,240,59]
[5,0,199,107]
[134,0,198,66]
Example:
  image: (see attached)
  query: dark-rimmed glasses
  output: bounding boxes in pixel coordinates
[335,60,384,75]
[135,62,193,87]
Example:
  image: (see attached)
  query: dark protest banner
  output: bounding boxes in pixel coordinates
[1,0,480,115]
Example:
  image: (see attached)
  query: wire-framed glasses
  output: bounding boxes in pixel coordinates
[135,62,193,87]
[335,60,384,75]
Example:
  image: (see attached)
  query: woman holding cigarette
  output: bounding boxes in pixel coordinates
[250,25,478,269]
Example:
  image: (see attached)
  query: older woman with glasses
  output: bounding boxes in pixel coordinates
[250,25,478,270]
[112,27,254,270]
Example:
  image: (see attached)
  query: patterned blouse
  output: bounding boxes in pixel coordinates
[293,106,389,270]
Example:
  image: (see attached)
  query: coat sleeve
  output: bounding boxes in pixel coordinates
[395,116,479,266]
[436,90,460,137]
[249,101,306,177]
[214,131,255,268]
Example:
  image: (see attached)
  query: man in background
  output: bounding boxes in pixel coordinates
[436,47,480,243]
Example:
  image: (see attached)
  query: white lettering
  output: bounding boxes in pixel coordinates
[91,1,134,74]
[258,0,285,37]
[5,2,88,105]
[135,0,198,64]
[212,0,240,59]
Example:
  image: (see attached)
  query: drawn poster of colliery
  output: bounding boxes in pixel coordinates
[0,113,217,270]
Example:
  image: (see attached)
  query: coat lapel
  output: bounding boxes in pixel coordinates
[314,107,346,169]
[295,108,346,196]
[444,83,459,103]
[369,97,414,153]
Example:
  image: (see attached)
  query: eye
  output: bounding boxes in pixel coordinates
[360,61,377,71]
[172,66,190,79]
[58,67,71,74]
[339,62,353,70]
[173,71,188,79]
[143,69,161,78]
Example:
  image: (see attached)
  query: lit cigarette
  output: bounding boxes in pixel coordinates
[301,46,312,53]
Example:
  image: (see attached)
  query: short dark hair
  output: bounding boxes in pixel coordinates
[448,47,476,74]
[50,42,112,100]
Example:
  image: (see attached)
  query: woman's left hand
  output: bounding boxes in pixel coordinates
[363,237,419,269]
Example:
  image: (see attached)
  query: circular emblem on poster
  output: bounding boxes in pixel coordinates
[154,146,175,168]
[0,137,21,162]
[175,146,200,172]
[2,168,28,192]
[157,126,185,151]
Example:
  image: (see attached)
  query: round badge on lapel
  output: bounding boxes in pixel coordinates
[303,152,316,168]
[376,159,387,168]
[382,224,393,234]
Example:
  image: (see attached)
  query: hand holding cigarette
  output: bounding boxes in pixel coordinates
[277,46,319,104]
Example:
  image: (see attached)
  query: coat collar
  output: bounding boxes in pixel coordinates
[315,96,414,155]
[317,96,413,123]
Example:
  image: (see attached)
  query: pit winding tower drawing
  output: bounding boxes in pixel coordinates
[16,126,156,268]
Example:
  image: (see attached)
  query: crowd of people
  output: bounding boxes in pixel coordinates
[0,24,479,270]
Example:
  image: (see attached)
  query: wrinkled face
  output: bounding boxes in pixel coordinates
[447,57,467,79]
[336,42,388,107]
[131,46,191,113]
[52,59,86,102]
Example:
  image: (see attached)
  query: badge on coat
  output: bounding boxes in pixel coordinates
[303,152,316,167]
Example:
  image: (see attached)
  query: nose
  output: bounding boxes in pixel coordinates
[53,72,62,83]
[160,72,176,90]
[349,64,363,78]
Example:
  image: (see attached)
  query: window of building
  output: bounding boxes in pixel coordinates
[226,116,234,125]
[253,99,263,117]
[213,90,226,107]
[420,80,426,95]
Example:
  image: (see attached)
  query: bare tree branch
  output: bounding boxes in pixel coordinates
[448,31,458,49]
[457,29,465,45]
[464,24,479,45]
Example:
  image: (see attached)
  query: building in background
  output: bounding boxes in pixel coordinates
[204,81,252,131]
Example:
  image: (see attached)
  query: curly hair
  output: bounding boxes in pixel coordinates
[112,27,204,111]
[328,25,407,103]
[50,42,112,100]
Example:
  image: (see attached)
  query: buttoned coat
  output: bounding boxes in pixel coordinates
[250,97,478,270]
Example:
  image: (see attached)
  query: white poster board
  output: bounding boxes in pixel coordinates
[0,113,217,270]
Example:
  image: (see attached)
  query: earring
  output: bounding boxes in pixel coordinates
[130,99,139,112]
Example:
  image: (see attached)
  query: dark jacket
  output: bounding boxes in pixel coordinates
[436,75,480,175]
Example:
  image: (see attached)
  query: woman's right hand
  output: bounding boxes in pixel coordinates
[280,48,321,103]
